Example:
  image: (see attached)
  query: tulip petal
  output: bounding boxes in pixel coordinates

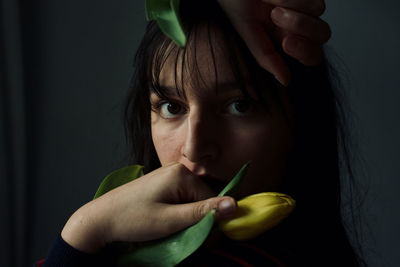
[219,192,296,240]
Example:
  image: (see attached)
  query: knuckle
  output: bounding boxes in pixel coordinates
[168,163,198,190]
[192,201,211,221]
[170,163,189,178]
[317,20,332,43]
[170,162,185,172]
[290,15,306,32]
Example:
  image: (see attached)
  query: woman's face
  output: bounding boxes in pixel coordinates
[150,27,293,198]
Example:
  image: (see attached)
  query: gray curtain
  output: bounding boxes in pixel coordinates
[1,0,145,266]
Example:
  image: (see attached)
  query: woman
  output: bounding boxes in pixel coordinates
[39,0,366,266]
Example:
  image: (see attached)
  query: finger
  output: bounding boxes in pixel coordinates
[163,196,237,233]
[262,0,326,17]
[282,35,324,66]
[238,23,291,86]
[271,7,331,44]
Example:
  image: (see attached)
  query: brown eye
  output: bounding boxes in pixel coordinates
[228,100,251,115]
[159,101,185,118]
[167,103,181,114]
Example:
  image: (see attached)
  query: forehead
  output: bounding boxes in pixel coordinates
[155,23,249,97]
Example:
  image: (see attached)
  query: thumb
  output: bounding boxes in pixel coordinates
[165,196,237,233]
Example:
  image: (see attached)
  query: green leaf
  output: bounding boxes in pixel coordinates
[118,212,215,267]
[111,163,249,266]
[93,165,144,199]
[145,0,186,47]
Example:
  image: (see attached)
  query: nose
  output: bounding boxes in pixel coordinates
[181,109,218,163]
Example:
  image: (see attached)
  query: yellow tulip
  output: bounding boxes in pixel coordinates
[219,192,296,240]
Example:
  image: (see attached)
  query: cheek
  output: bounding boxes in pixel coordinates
[232,118,292,196]
[228,118,290,159]
[151,116,183,165]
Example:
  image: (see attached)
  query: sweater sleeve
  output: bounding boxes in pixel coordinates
[36,233,286,267]
[38,234,109,267]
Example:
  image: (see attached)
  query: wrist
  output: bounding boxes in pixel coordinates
[61,199,109,253]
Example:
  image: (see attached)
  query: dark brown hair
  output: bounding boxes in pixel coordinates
[124,0,367,265]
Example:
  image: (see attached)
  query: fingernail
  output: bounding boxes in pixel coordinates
[218,199,236,217]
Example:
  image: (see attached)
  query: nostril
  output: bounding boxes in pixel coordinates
[182,140,218,162]
[182,149,217,163]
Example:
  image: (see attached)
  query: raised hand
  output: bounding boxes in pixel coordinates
[218,0,331,86]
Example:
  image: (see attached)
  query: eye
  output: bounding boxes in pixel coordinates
[158,101,186,119]
[227,100,252,116]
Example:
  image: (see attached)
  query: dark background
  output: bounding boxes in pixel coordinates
[1,1,398,266]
